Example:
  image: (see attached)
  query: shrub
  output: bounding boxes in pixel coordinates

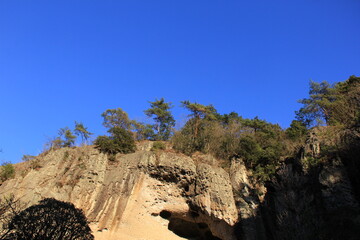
[94,127,136,155]
[151,141,166,151]
[29,159,42,170]
[302,155,322,170]
[0,163,15,182]
[21,155,35,162]
[8,198,94,240]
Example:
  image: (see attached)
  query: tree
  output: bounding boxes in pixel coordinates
[181,101,218,138]
[286,120,307,140]
[101,108,131,130]
[296,77,360,128]
[58,127,77,147]
[74,121,93,144]
[94,127,136,155]
[243,116,269,133]
[296,80,335,127]
[330,75,360,128]
[7,198,94,240]
[130,120,155,141]
[144,98,175,141]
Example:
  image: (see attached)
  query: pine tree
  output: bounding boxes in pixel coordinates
[181,100,217,138]
[101,108,131,130]
[74,121,93,144]
[144,98,175,141]
[58,127,77,147]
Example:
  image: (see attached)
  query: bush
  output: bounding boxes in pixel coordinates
[151,141,166,151]
[21,155,35,162]
[302,155,322,170]
[8,198,94,240]
[0,163,15,182]
[94,127,136,155]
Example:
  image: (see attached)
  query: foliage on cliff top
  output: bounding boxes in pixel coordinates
[94,127,136,155]
[24,76,358,181]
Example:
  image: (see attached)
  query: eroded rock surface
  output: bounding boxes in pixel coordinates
[3,136,360,240]
[0,146,238,240]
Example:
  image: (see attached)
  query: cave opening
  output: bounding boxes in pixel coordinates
[158,210,222,239]
[168,218,221,240]
[160,210,172,219]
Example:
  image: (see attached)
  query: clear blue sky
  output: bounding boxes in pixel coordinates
[1,0,359,163]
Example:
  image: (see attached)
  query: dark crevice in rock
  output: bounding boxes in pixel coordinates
[168,217,221,240]
[158,209,222,240]
[159,210,171,219]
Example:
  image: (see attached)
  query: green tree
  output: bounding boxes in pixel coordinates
[94,127,136,155]
[296,80,335,127]
[58,127,77,147]
[101,108,131,130]
[330,75,360,127]
[296,77,360,128]
[144,98,175,141]
[243,116,269,133]
[181,101,218,138]
[130,120,155,141]
[74,121,93,144]
[286,120,307,140]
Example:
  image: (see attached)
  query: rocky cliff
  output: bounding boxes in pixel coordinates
[1,134,360,240]
[0,144,238,240]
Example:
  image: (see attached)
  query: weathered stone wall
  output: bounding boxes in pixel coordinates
[0,146,238,240]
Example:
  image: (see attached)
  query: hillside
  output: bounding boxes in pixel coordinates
[1,132,360,240]
[0,143,240,240]
[1,76,360,239]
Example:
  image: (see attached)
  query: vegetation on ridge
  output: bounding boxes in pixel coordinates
[8,75,358,182]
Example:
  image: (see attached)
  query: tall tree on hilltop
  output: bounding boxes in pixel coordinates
[58,127,77,147]
[181,100,218,138]
[296,76,360,128]
[130,120,155,141]
[296,80,334,127]
[330,75,360,128]
[74,121,93,145]
[101,108,131,130]
[144,98,175,141]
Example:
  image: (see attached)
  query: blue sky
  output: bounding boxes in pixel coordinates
[1,0,359,163]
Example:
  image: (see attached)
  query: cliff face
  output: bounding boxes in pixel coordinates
[0,145,238,240]
[260,130,360,240]
[1,134,360,240]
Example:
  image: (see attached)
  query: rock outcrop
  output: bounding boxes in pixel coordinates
[0,146,238,240]
[1,131,360,240]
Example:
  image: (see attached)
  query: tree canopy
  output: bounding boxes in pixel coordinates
[144,98,175,141]
[74,121,93,144]
[296,76,360,128]
[94,127,136,155]
[58,127,77,148]
[101,108,131,130]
